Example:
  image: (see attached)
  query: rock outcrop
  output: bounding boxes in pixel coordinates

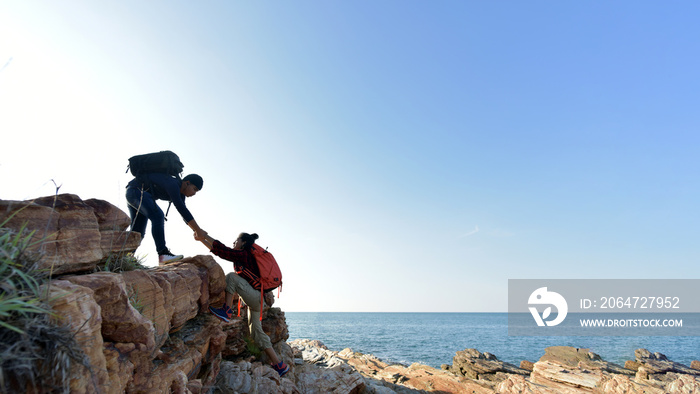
[443,348,530,381]
[291,340,700,394]
[2,194,699,393]
[0,194,140,275]
[1,194,294,393]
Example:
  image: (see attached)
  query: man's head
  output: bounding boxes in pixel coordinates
[181,174,203,197]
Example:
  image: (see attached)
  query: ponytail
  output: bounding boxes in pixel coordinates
[239,232,259,250]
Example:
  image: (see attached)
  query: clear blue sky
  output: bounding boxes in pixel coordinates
[1,1,698,312]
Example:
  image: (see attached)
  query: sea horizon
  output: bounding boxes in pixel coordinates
[285,312,700,368]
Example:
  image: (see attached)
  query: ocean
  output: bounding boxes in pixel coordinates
[285,312,699,368]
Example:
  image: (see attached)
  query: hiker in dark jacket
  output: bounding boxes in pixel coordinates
[196,232,290,377]
[126,173,206,264]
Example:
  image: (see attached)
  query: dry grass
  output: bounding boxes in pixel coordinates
[0,224,93,393]
[98,252,148,273]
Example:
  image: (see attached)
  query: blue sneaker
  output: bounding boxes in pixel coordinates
[209,304,233,323]
[272,361,289,377]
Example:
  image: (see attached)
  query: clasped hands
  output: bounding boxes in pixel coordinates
[194,229,208,241]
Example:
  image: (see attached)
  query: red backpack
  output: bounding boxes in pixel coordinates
[249,244,283,292]
[236,243,283,320]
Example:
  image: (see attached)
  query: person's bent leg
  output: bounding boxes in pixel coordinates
[247,304,287,375]
[232,275,273,350]
[246,305,273,350]
[228,274,274,350]
[209,274,241,322]
[126,188,148,239]
[229,273,288,376]
[264,348,280,365]
[126,188,167,252]
[145,200,166,255]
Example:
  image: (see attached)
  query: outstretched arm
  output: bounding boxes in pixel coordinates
[195,230,214,250]
[188,219,207,243]
[195,234,245,263]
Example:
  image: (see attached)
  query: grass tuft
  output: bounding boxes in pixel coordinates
[244,336,263,359]
[0,224,93,392]
[98,252,148,273]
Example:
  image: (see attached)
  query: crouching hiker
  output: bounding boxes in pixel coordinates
[196,232,289,377]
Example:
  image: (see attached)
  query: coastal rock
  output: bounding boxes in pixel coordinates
[63,272,156,349]
[265,290,276,307]
[214,360,298,393]
[496,374,557,394]
[530,359,604,392]
[133,344,201,392]
[665,374,700,392]
[103,342,135,393]
[83,198,131,231]
[36,236,226,392]
[294,366,365,394]
[99,229,141,257]
[43,279,110,393]
[292,339,348,369]
[527,347,681,394]
[0,194,140,275]
[383,363,494,393]
[290,339,366,393]
[33,194,112,271]
[263,307,290,344]
[0,198,59,257]
[177,314,227,378]
[0,196,70,272]
[61,272,159,392]
[221,317,249,357]
[448,348,530,381]
[599,373,665,394]
[169,255,227,310]
[294,340,493,394]
[520,360,535,372]
[496,355,666,394]
[633,348,700,376]
[120,269,171,346]
[135,314,225,393]
[274,341,296,376]
[539,346,633,376]
[339,347,390,374]
[84,197,141,257]
[692,360,700,370]
[149,261,203,331]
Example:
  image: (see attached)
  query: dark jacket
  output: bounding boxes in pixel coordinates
[127,173,194,223]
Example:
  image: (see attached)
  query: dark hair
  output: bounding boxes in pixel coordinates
[238,233,259,250]
[183,174,203,190]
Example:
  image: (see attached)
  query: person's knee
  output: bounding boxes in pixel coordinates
[254,330,272,349]
[225,273,239,294]
[133,220,147,238]
[148,206,164,221]
[225,272,238,286]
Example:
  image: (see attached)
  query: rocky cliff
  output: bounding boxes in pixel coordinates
[1,194,699,393]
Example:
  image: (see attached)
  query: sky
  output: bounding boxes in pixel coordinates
[1,1,698,312]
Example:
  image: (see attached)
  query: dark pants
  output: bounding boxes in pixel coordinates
[126,187,167,254]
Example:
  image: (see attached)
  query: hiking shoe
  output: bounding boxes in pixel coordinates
[209,304,233,323]
[158,250,183,265]
[272,361,289,377]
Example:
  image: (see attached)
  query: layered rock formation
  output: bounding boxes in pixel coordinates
[1,195,293,393]
[2,194,698,393]
[291,340,700,394]
[0,194,141,275]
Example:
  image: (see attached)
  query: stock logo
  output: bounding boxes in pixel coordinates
[528,287,568,327]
